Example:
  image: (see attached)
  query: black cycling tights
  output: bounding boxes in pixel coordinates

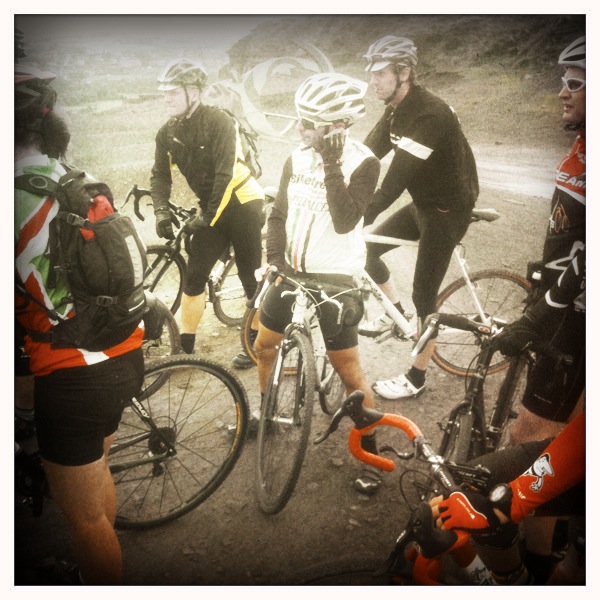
[365,202,470,318]
[184,200,263,298]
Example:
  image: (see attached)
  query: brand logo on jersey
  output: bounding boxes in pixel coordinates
[524,452,554,492]
[289,173,326,190]
[549,204,570,233]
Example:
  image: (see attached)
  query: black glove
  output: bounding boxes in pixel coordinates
[183,215,209,235]
[493,315,540,357]
[155,209,175,240]
[319,131,345,166]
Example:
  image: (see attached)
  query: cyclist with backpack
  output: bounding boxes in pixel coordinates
[253,72,383,494]
[150,58,265,366]
[359,35,479,400]
[15,65,145,584]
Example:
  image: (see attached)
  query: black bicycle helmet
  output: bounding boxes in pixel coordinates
[157,58,208,91]
[363,35,418,72]
[558,36,585,70]
[295,72,368,126]
[15,64,57,115]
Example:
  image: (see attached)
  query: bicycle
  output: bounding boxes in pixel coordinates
[15,306,249,530]
[254,266,355,514]
[301,389,496,585]
[413,312,572,464]
[240,206,531,377]
[123,184,252,326]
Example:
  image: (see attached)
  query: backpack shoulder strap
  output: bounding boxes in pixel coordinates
[14,172,60,199]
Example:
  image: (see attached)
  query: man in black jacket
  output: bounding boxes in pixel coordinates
[151,59,264,367]
[360,36,479,400]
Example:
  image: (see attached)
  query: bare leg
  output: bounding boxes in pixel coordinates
[377,276,402,306]
[43,434,121,585]
[255,324,284,394]
[326,346,375,408]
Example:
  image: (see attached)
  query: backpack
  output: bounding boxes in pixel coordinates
[15,164,147,351]
[220,108,263,180]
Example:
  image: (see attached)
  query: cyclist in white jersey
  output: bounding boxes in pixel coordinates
[255,72,385,495]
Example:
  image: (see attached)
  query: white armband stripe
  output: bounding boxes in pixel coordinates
[544,289,568,309]
[393,136,433,160]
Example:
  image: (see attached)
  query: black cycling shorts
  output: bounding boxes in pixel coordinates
[259,271,363,351]
[34,348,144,466]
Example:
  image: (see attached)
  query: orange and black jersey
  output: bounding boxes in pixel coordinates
[541,129,585,289]
[363,84,478,223]
[151,105,263,225]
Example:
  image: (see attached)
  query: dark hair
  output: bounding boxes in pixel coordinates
[15,110,70,160]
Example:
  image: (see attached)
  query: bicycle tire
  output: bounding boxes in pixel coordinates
[211,257,247,326]
[240,306,259,365]
[434,270,531,376]
[296,558,394,585]
[142,300,182,358]
[111,355,248,529]
[255,330,316,514]
[145,245,186,315]
[487,353,530,452]
[318,357,345,415]
[438,407,474,463]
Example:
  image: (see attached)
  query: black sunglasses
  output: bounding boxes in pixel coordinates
[561,77,586,93]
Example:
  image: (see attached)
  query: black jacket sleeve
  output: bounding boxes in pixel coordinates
[265,157,292,270]
[150,127,174,213]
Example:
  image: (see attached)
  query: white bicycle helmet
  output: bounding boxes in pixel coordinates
[558,36,585,70]
[158,58,208,91]
[363,35,418,72]
[295,72,368,126]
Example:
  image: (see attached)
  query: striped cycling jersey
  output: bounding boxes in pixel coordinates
[285,138,374,276]
[15,152,143,376]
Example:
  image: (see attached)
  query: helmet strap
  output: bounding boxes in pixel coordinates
[385,65,408,105]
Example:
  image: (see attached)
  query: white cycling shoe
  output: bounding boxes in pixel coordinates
[372,374,425,400]
[358,313,393,337]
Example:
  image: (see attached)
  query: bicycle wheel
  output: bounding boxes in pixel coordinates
[487,353,530,452]
[434,270,531,376]
[145,245,186,315]
[297,558,394,585]
[211,257,247,326]
[438,406,474,463]
[111,355,248,529]
[255,330,316,514]
[312,322,344,415]
[142,301,182,358]
[240,306,259,365]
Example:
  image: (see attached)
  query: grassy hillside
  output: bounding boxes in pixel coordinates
[16,14,585,208]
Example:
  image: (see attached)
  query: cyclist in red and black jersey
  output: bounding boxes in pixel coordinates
[359,36,479,401]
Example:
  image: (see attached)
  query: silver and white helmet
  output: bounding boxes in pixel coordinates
[157,58,208,91]
[295,72,368,126]
[363,35,418,72]
[558,36,585,70]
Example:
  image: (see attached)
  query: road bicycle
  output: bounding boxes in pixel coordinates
[299,390,497,585]
[240,207,531,377]
[124,184,252,326]
[15,305,249,530]
[413,312,572,464]
[254,266,355,514]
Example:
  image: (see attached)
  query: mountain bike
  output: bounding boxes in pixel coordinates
[254,266,354,514]
[124,184,251,326]
[301,390,496,585]
[413,313,573,464]
[240,207,531,377]
[15,306,249,530]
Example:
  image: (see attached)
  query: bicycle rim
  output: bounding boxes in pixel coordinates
[240,306,259,365]
[145,245,186,315]
[256,331,316,514]
[112,356,248,529]
[434,270,531,376]
[142,300,182,358]
[211,258,247,326]
[488,354,529,451]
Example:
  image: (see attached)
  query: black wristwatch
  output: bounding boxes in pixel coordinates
[489,483,513,519]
